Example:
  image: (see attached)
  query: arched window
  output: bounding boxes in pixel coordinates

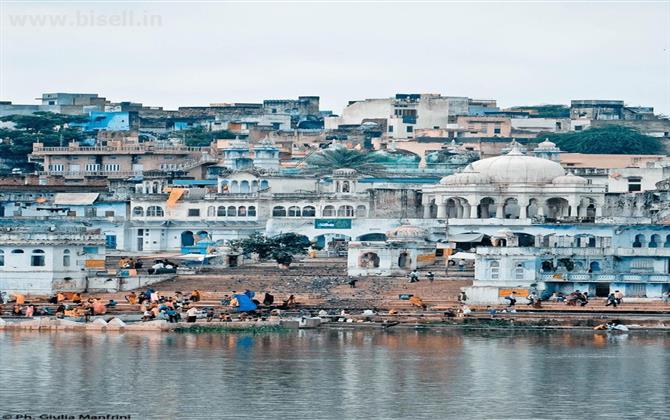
[227,206,237,217]
[260,180,269,190]
[272,206,286,217]
[589,261,601,272]
[355,205,367,218]
[207,206,216,217]
[31,249,45,267]
[248,206,257,217]
[217,206,226,217]
[132,206,144,217]
[63,249,71,267]
[633,234,645,248]
[649,234,661,248]
[337,205,354,217]
[11,249,24,254]
[322,205,336,217]
[288,206,301,217]
[146,206,164,217]
[240,180,250,193]
[302,206,316,217]
[342,181,350,193]
[490,261,500,280]
[665,235,670,248]
[515,263,524,280]
[0,250,4,267]
[238,206,247,217]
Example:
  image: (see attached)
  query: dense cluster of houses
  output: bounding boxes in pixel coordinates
[1,92,670,302]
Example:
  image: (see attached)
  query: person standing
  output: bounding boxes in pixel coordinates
[427,272,435,283]
[206,307,215,322]
[614,290,624,305]
[408,270,419,283]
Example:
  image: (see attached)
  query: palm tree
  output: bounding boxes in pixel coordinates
[304,147,385,175]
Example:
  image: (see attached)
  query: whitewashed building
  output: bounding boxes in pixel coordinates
[0,222,105,295]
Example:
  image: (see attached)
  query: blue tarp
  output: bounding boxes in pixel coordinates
[233,294,257,312]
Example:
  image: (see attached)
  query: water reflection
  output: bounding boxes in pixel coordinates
[0,329,667,419]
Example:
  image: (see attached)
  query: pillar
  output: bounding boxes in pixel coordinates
[496,203,504,219]
[456,205,463,219]
[463,205,471,219]
[569,203,578,217]
[437,203,447,218]
[423,205,431,219]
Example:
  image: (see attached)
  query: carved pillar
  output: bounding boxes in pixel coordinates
[437,202,447,219]
[496,203,504,219]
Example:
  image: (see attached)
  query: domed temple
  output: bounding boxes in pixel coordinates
[422,147,606,221]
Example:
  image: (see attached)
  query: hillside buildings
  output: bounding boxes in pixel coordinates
[1,91,670,300]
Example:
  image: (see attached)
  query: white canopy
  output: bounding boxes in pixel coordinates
[447,233,485,243]
[174,253,219,262]
[53,192,100,205]
[449,252,476,260]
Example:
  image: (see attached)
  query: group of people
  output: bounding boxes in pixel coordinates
[407,270,435,283]
[0,291,114,320]
[124,288,195,322]
[118,257,143,270]
[125,288,291,323]
[566,290,590,306]
[606,290,625,307]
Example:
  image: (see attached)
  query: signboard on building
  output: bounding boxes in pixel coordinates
[498,288,529,298]
[314,219,352,229]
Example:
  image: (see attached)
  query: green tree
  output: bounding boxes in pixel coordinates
[539,125,664,155]
[230,232,311,267]
[178,126,236,147]
[304,147,384,175]
[0,112,87,170]
[510,105,570,118]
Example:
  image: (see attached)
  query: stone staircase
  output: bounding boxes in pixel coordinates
[139,257,473,310]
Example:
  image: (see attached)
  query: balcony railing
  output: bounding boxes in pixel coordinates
[32,145,207,154]
[541,273,670,283]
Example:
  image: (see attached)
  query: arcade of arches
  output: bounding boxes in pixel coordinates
[422,196,601,220]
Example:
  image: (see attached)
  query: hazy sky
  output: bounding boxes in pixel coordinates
[1,1,669,114]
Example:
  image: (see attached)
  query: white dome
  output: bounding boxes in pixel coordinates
[469,148,565,184]
[439,167,489,185]
[552,173,588,185]
[537,139,557,149]
[386,225,428,240]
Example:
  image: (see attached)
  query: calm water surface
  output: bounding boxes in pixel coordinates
[0,328,668,419]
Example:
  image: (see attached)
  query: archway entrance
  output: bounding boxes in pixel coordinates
[359,252,380,268]
[398,252,410,268]
[181,231,195,247]
[478,197,496,218]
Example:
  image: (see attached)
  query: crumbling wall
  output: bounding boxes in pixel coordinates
[369,189,423,218]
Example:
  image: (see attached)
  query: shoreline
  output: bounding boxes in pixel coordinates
[2,312,669,334]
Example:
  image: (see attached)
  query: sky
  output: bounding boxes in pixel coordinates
[1,1,669,114]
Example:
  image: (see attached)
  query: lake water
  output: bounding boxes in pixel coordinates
[0,328,668,419]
